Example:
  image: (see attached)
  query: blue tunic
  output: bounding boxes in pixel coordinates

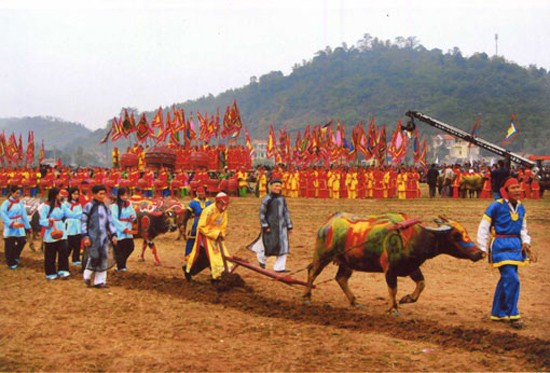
[111,202,137,240]
[482,199,527,267]
[1,197,31,238]
[65,202,83,236]
[39,202,78,243]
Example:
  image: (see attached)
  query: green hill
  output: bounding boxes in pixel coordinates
[167,35,549,155]
[2,34,549,167]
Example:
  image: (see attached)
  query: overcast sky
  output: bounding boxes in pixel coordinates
[1,0,549,130]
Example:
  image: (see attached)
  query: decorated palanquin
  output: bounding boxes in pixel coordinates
[145,145,176,171]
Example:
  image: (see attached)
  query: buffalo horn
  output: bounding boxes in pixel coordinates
[424,224,452,233]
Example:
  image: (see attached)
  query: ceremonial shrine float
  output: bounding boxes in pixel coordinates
[120,152,138,169]
[145,146,176,170]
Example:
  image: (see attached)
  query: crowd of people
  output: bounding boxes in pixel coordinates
[0,157,544,205]
[0,155,541,330]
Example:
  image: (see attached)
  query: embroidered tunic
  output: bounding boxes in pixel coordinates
[477,198,531,267]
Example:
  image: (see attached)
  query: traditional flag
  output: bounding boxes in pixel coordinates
[468,115,481,148]
[367,117,377,157]
[17,134,23,163]
[389,120,407,163]
[26,131,35,165]
[0,132,5,163]
[413,128,421,163]
[376,125,387,164]
[100,126,112,144]
[151,107,164,128]
[503,114,519,144]
[266,124,276,158]
[136,113,151,143]
[174,108,186,131]
[156,112,174,144]
[418,139,428,172]
[245,128,255,158]
[39,140,45,164]
[111,117,123,141]
[121,110,136,137]
[185,113,197,143]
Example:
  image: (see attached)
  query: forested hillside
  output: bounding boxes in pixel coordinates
[2,34,549,167]
[171,34,550,154]
[0,117,108,166]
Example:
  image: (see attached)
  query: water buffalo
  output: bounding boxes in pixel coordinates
[459,174,484,198]
[131,198,181,265]
[303,212,485,314]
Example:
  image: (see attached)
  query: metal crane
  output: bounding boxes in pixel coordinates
[403,111,536,169]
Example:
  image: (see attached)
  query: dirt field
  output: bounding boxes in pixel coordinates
[1,188,549,372]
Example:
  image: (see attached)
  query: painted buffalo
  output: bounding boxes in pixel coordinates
[131,198,182,265]
[303,212,485,314]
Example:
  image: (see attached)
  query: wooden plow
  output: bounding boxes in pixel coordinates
[224,255,313,288]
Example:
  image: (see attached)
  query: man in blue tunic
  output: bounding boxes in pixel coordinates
[477,177,533,329]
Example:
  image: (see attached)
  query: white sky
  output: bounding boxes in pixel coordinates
[1,0,549,130]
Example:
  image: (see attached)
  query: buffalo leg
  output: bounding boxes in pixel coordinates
[385,270,399,314]
[176,226,184,241]
[302,257,331,303]
[399,268,425,304]
[335,263,357,306]
[149,241,161,266]
[139,240,147,262]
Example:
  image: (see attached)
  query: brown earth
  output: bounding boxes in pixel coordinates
[1,188,549,372]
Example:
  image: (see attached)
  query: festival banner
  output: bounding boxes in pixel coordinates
[503,114,519,144]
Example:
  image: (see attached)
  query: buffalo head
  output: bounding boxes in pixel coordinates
[424,216,485,262]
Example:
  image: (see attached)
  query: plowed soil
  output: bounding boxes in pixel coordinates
[1,190,549,371]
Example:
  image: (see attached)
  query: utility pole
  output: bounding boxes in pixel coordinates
[495,33,499,57]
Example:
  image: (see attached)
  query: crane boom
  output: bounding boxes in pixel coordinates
[404,111,535,168]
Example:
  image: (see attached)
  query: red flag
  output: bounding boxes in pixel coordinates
[0,132,5,164]
[151,107,164,128]
[17,134,23,163]
[121,110,135,138]
[245,128,255,158]
[376,125,387,164]
[266,124,277,159]
[468,115,481,148]
[111,117,123,142]
[419,139,428,172]
[389,120,407,163]
[100,126,112,144]
[156,112,173,144]
[413,128,421,163]
[136,113,151,143]
[39,140,45,164]
[26,131,35,165]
